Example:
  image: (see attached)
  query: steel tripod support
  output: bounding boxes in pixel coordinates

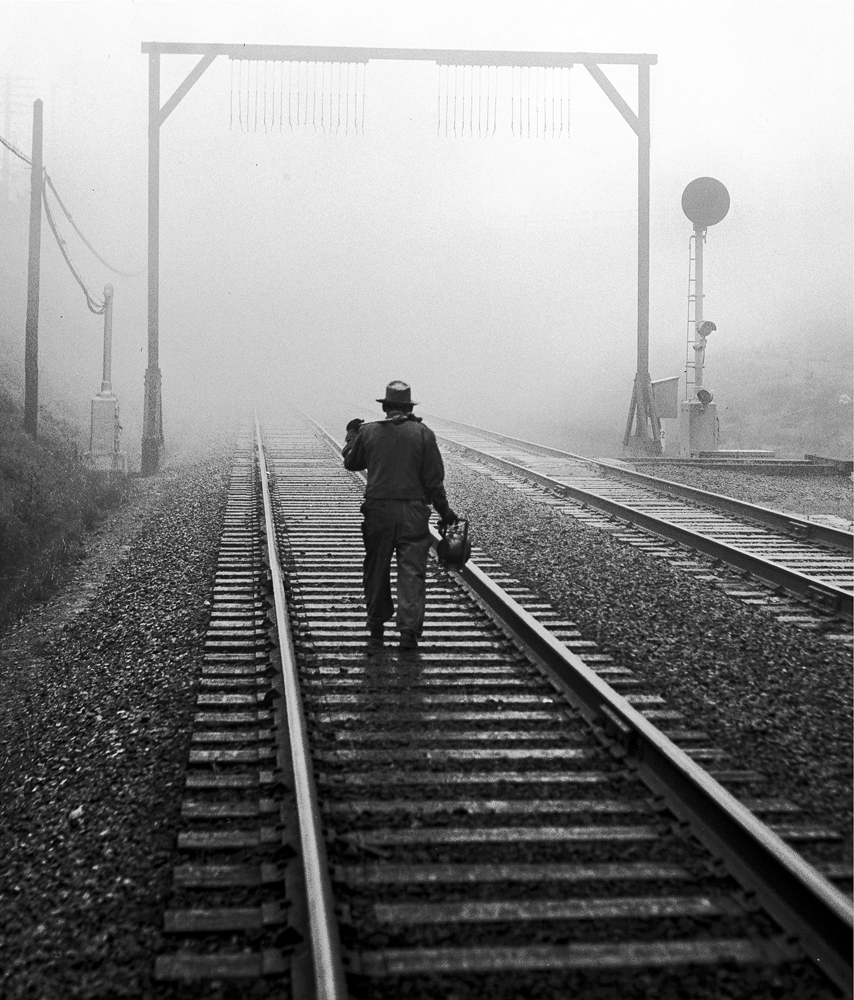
[623,371,662,455]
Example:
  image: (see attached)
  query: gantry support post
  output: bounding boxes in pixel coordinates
[141,49,162,475]
[141,47,217,475]
[24,98,43,439]
[585,61,659,454]
[622,61,660,454]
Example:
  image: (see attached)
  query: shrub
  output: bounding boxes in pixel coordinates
[0,390,129,627]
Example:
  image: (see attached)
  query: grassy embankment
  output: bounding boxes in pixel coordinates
[0,389,129,628]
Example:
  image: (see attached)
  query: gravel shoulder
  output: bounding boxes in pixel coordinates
[444,456,853,853]
[633,463,853,526]
[0,454,232,1000]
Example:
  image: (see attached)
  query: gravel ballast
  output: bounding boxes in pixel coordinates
[1,431,850,998]
[442,454,853,851]
[0,454,231,1000]
[635,463,853,526]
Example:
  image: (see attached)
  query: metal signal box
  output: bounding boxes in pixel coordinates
[679,398,719,457]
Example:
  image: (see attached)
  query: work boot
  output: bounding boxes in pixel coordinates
[366,624,384,653]
[399,630,418,651]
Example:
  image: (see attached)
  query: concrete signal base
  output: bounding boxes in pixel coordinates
[679,398,719,457]
[84,392,128,476]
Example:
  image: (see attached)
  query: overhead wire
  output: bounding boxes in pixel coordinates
[2,128,142,314]
[42,179,105,315]
[43,172,144,278]
[0,133,31,165]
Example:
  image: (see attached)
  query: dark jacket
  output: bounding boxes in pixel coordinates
[343,414,449,512]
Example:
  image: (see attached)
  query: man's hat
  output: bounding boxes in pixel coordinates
[377,380,418,406]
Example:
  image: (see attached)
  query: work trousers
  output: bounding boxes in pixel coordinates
[360,499,432,636]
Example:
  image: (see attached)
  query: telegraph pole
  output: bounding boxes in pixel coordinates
[23,98,43,438]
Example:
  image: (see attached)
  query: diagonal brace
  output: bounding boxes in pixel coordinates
[160,53,217,126]
[585,63,639,135]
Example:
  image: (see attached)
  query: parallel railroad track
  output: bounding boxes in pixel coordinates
[153,415,852,999]
[426,415,853,628]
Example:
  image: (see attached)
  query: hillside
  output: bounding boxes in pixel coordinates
[0,386,128,628]
[714,327,853,458]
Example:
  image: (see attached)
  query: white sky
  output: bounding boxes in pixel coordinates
[0,1,851,448]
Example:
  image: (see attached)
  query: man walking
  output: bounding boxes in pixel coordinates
[343,381,457,652]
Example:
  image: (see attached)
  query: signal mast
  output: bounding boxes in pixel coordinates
[679,176,729,456]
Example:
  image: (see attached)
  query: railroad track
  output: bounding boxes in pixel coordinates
[153,415,852,999]
[426,415,854,629]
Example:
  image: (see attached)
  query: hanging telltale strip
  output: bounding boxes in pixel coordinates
[227,58,570,138]
[229,58,367,134]
[437,64,571,139]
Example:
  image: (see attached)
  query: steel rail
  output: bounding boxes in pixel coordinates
[430,428,852,621]
[254,417,349,1000]
[450,557,854,997]
[428,414,854,554]
[307,412,853,996]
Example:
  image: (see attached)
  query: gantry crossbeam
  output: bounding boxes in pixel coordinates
[141,42,656,66]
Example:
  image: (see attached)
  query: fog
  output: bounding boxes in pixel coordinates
[0,1,851,462]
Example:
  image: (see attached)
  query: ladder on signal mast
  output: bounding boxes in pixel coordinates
[685,233,698,396]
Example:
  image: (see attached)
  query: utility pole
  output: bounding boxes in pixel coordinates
[24,98,43,438]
